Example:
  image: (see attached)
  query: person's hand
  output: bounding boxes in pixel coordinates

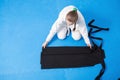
[87,43,92,49]
[42,41,48,48]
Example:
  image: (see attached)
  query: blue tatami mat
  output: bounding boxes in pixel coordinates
[0,0,120,80]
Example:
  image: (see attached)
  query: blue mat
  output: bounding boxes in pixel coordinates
[0,0,120,80]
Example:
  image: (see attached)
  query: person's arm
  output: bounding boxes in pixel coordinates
[42,20,58,48]
[77,11,91,48]
[78,23,91,48]
[42,18,63,48]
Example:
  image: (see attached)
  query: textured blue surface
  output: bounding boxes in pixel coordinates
[0,0,120,80]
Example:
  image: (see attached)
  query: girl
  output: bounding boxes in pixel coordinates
[42,5,91,48]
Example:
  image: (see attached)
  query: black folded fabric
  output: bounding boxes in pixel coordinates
[41,46,105,69]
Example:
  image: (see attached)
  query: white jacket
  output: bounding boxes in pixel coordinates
[45,5,90,44]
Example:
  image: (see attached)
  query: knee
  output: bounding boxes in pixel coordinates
[72,35,81,40]
[57,34,66,40]
[72,31,81,40]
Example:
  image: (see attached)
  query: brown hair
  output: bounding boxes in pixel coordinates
[66,10,78,31]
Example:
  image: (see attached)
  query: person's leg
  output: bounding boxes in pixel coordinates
[71,30,81,40]
[57,26,67,40]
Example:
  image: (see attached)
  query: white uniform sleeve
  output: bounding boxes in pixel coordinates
[45,20,57,42]
[45,19,63,42]
[78,23,90,44]
[77,11,91,44]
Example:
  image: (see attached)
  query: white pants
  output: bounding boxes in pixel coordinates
[57,27,81,40]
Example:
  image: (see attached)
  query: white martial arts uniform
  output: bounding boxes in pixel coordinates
[45,5,90,44]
